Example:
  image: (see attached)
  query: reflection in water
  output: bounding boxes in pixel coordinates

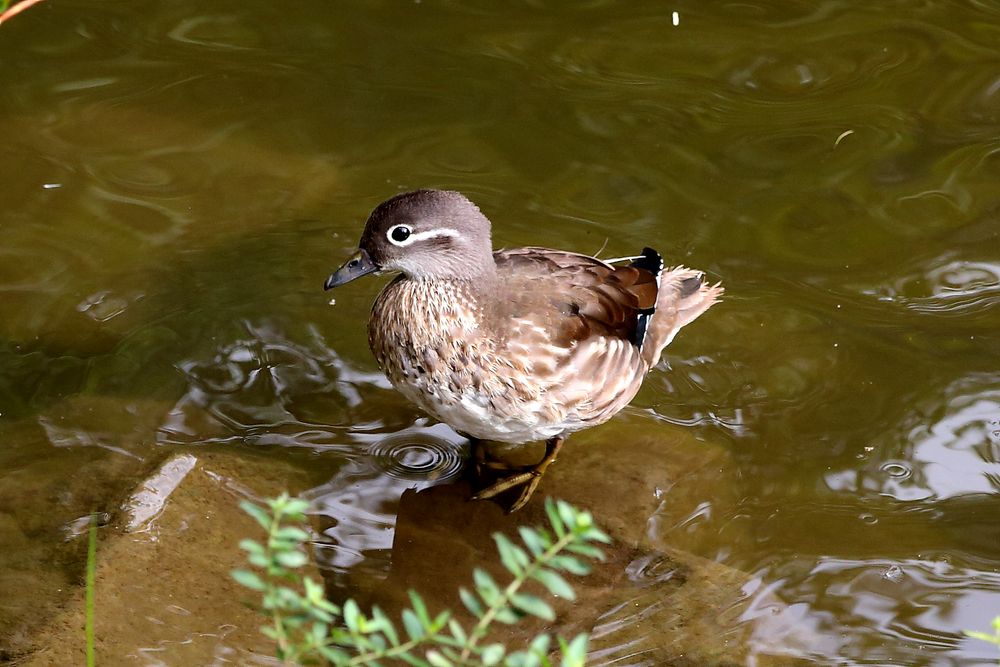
[825,373,1000,501]
[158,320,391,449]
[306,424,468,582]
[870,256,1000,318]
[157,318,474,592]
[744,557,1000,665]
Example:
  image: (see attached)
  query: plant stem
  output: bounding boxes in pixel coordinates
[264,505,295,663]
[85,514,97,667]
[460,528,578,662]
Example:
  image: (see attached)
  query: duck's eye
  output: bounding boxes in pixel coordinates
[388,225,412,245]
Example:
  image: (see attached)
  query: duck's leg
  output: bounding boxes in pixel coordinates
[471,436,565,513]
[469,437,510,478]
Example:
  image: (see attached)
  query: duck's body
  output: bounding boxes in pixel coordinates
[326,189,722,511]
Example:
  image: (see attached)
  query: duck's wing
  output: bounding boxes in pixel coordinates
[490,246,722,423]
[493,246,656,345]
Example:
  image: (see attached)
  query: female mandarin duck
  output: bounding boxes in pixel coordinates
[325,189,722,512]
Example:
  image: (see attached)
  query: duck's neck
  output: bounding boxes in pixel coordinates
[406,251,499,293]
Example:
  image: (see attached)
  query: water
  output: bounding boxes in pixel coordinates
[2,0,999,663]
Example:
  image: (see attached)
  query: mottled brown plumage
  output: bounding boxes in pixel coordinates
[325,189,723,511]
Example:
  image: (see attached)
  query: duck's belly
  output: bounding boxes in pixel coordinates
[392,376,573,443]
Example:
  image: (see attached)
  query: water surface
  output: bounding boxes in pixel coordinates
[1,1,999,664]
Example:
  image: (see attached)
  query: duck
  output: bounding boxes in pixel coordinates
[325,189,722,512]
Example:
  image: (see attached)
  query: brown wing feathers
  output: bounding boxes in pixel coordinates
[494,247,662,350]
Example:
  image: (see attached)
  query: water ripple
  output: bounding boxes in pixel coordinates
[743,557,1000,665]
[872,258,1000,318]
[306,424,468,579]
[825,373,1000,501]
[158,321,392,449]
[368,431,466,484]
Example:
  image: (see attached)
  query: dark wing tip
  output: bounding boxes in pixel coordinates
[630,247,663,275]
[679,272,705,298]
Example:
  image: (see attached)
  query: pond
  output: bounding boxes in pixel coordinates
[2,0,999,664]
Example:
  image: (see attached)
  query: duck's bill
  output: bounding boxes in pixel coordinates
[324,249,379,289]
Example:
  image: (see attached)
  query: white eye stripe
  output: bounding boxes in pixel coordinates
[386,226,462,247]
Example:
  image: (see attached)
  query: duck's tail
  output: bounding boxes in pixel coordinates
[639,262,723,368]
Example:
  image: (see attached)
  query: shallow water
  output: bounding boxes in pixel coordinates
[2,0,1000,663]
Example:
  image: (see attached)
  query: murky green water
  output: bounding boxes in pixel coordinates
[3,0,1000,663]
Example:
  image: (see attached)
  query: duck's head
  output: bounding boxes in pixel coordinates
[324,189,495,289]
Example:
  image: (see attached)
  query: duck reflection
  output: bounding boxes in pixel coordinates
[304,423,468,589]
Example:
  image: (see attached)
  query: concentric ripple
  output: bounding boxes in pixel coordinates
[368,430,467,484]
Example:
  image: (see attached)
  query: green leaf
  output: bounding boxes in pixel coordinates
[373,606,399,646]
[505,652,528,667]
[494,533,529,576]
[283,498,311,515]
[531,569,575,600]
[275,550,309,568]
[399,654,432,667]
[432,610,450,632]
[473,569,501,606]
[529,633,551,656]
[231,569,265,591]
[318,645,351,663]
[548,555,590,576]
[555,500,578,530]
[239,538,265,554]
[308,605,334,623]
[273,526,310,542]
[510,593,554,621]
[402,609,425,640]
[247,552,269,568]
[310,621,329,643]
[447,618,467,644]
[565,543,603,560]
[544,499,566,538]
[267,492,290,508]
[527,646,547,667]
[494,607,521,624]
[343,599,361,633]
[459,587,483,617]
[426,650,452,667]
[581,527,611,544]
[302,576,326,603]
[481,643,505,665]
[558,633,588,667]
[518,526,547,556]
[409,590,431,625]
[240,501,272,531]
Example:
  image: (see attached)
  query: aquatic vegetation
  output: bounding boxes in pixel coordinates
[86,514,97,667]
[965,616,1000,666]
[234,493,608,666]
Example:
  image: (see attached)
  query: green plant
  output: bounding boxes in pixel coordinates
[86,513,98,667]
[966,616,1000,665]
[233,494,609,666]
